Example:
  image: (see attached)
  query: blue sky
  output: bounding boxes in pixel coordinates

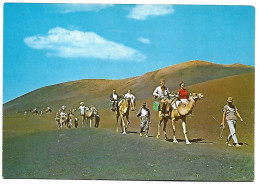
[3,4,255,103]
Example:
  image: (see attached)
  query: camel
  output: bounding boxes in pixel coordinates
[55,113,61,129]
[85,106,100,128]
[116,98,131,134]
[156,93,204,145]
[31,108,38,115]
[156,98,173,139]
[65,111,74,128]
[45,107,52,114]
[85,108,94,128]
[59,112,66,129]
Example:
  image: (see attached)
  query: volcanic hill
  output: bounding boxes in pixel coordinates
[3,60,254,114]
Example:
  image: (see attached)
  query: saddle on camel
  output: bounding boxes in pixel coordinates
[153,79,175,119]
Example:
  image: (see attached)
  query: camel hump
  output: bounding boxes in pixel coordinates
[86,110,93,117]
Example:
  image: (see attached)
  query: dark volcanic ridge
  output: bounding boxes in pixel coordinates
[3,60,254,113]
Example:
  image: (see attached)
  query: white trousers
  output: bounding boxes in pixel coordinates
[227,120,238,144]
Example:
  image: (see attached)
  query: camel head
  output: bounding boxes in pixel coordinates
[189,93,204,101]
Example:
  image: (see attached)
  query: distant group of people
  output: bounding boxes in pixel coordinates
[54,103,99,129]
[109,78,245,147]
[24,106,52,116]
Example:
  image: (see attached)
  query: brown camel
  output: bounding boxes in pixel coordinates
[45,107,52,114]
[156,98,173,139]
[156,93,204,144]
[85,107,99,128]
[116,98,131,134]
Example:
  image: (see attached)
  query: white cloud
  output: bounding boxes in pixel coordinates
[24,27,145,61]
[138,37,150,44]
[56,4,113,13]
[127,5,174,20]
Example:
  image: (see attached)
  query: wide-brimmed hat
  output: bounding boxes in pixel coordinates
[160,78,165,82]
[227,97,233,102]
[142,102,146,106]
[80,102,84,105]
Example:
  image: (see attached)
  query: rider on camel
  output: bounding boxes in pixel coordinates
[153,78,172,117]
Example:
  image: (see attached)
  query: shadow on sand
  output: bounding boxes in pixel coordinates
[164,138,215,144]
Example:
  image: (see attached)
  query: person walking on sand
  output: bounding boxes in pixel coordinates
[221,97,244,147]
[137,102,151,137]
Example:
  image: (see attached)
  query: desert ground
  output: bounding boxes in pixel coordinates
[3,61,255,180]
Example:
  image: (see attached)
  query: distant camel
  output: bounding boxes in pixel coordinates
[55,113,61,129]
[31,108,38,115]
[85,106,100,128]
[45,107,52,114]
[117,98,131,134]
[59,112,66,129]
[156,93,204,144]
[65,111,73,128]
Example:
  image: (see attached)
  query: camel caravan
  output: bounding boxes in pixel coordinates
[55,104,100,129]
[21,78,205,145]
[21,77,247,147]
[109,79,204,145]
[24,106,53,116]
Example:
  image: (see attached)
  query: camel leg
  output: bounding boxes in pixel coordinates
[81,116,84,127]
[121,116,126,134]
[116,112,119,133]
[163,118,168,140]
[126,115,129,130]
[172,120,178,143]
[156,119,163,139]
[182,118,191,145]
[89,119,92,128]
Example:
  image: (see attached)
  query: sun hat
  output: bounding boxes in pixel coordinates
[227,97,233,102]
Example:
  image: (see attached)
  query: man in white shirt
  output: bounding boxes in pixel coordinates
[60,105,66,112]
[153,78,171,99]
[153,79,172,117]
[78,102,87,116]
[110,90,120,111]
[124,89,136,111]
[137,102,151,137]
